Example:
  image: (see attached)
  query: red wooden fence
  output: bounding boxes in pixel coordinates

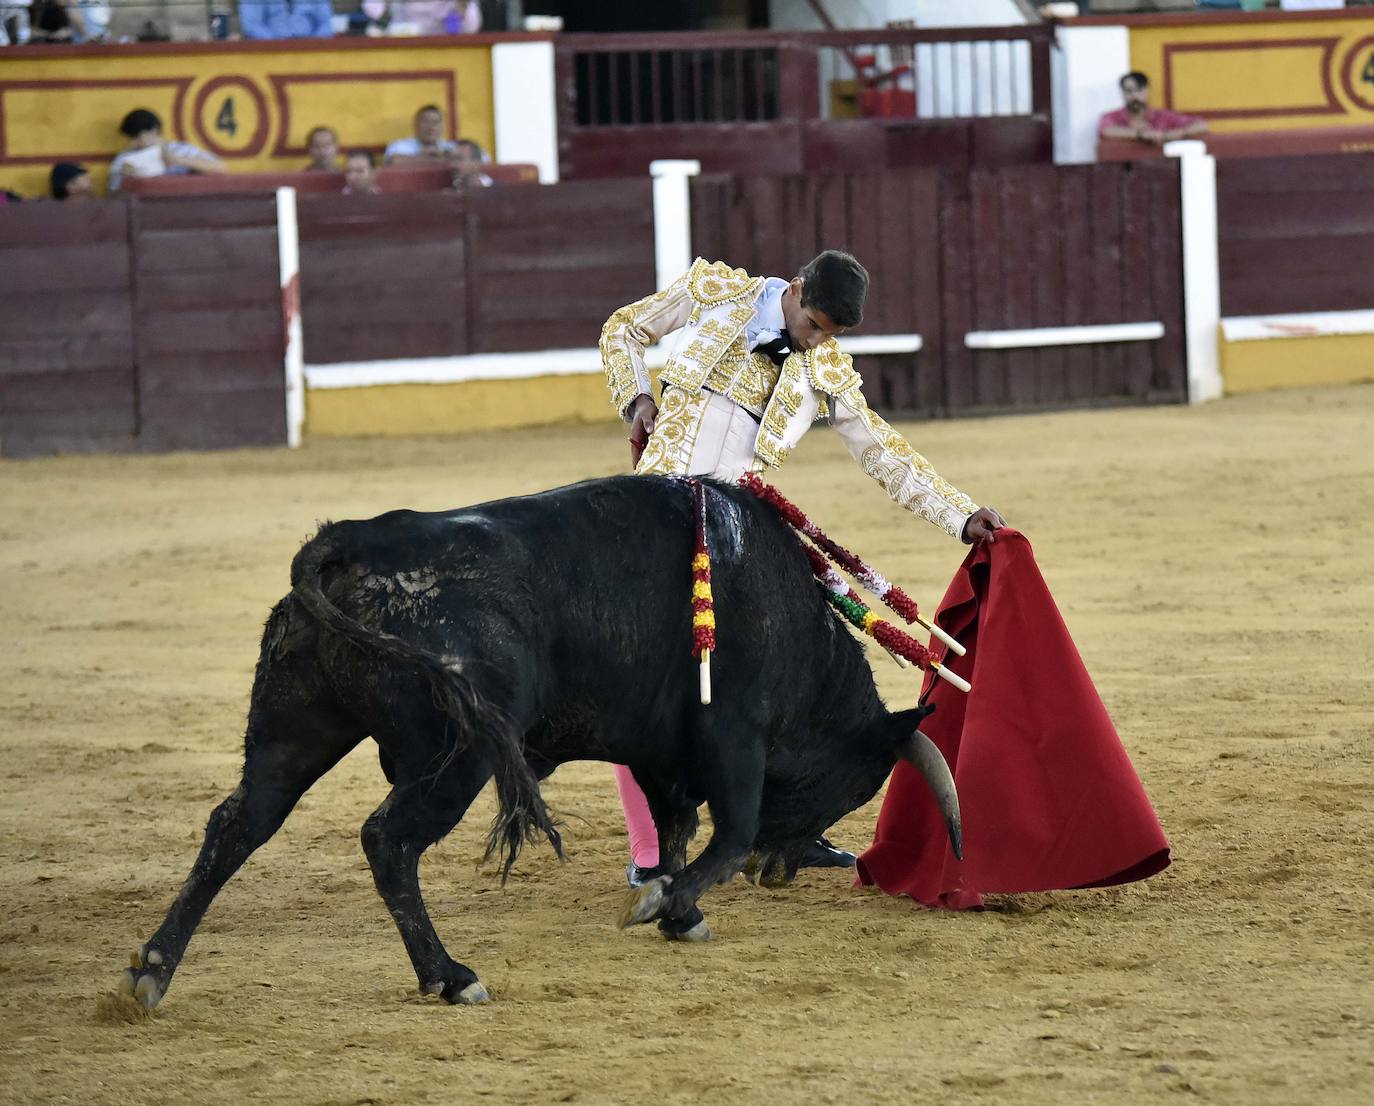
[0,195,284,458]
[692,161,1188,415]
[299,193,470,365]
[466,179,655,352]
[131,196,286,451]
[947,161,1185,411]
[0,203,137,457]
[25,149,1355,457]
[1217,153,1374,318]
[298,179,654,363]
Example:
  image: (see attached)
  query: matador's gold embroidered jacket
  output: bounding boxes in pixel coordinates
[600,258,981,540]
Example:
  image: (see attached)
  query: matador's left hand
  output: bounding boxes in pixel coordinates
[962,506,1009,544]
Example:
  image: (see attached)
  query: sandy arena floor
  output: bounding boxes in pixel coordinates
[1,384,1371,1105]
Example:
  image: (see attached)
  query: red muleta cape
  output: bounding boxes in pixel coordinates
[856,530,1170,909]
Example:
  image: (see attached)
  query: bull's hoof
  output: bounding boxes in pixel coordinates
[117,946,170,1010]
[617,874,672,929]
[659,915,712,942]
[423,979,489,1005]
[417,956,494,1011]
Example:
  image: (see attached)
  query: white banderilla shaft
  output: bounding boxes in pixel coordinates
[915,614,966,657]
[930,661,971,694]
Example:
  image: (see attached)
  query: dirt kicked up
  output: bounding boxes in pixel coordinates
[1,384,1371,1105]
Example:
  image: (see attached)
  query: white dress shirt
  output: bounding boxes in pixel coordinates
[744,277,790,352]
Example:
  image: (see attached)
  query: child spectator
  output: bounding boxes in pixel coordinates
[108,109,225,194]
[343,149,380,195]
[304,125,340,171]
[449,139,492,191]
[50,162,93,200]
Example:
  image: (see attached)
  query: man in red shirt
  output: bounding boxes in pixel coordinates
[1099,71,1208,147]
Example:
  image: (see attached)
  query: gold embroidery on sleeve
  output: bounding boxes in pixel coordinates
[841,389,980,539]
[601,280,685,414]
[635,387,711,476]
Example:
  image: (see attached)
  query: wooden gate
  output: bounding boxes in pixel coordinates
[690,160,1187,416]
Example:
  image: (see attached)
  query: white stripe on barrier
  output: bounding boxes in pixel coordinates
[306,348,668,390]
[843,334,923,354]
[964,322,1163,350]
[275,186,304,448]
[305,334,926,390]
[1221,309,1374,342]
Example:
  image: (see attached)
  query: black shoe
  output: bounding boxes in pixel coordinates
[797,837,857,869]
[626,862,664,888]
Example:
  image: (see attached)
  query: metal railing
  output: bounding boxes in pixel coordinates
[573,45,781,126]
[558,26,1053,130]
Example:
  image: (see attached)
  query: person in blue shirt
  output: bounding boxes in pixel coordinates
[237,0,334,40]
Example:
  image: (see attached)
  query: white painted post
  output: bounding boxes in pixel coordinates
[492,40,559,183]
[275,186,305,448]
[1168,141,1223,404]
[1050,25,1131,165]
[650,159,701,292]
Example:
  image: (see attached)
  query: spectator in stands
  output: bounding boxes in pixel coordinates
[71,0,109,40]
[390,1,483,36]
[384,104,457,165]
[238,0,334,40]
[108,109,226,194]
[449,139,492,191]
[343,149,380,195]
[1,3,30,45]
[1099,72,1208,147]
[304,125,340,171]
[26,0,81,41]
[50,162,93,200]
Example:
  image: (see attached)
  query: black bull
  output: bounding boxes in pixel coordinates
[118,475,961,1009]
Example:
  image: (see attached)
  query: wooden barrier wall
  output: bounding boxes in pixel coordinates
[3,180,656,457]
[468,179,655,352]
[299,178,654,362]
[0,203,137,457]
[0,195,284,458]
[1217,153,1374,318]
[692,161,1188,415]
[300,194,470,365]
[19,154,1374,457]
[132,196,286,451]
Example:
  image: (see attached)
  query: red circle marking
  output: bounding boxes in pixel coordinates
[192,75,270,159]
[1339,37,1374,114]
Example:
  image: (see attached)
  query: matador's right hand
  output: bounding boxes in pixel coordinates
[628,394,658,467]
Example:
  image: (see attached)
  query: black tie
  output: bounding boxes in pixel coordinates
[755,332,793,367]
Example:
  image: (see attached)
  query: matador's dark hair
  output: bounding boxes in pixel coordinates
[798,250,869,329]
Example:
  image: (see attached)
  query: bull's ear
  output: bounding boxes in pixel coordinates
[896,729,963,862]
[889,704,936,738]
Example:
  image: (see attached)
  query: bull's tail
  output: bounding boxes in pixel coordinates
[289,523,562,881]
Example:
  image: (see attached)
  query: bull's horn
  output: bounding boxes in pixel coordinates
[899,730,963,861]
